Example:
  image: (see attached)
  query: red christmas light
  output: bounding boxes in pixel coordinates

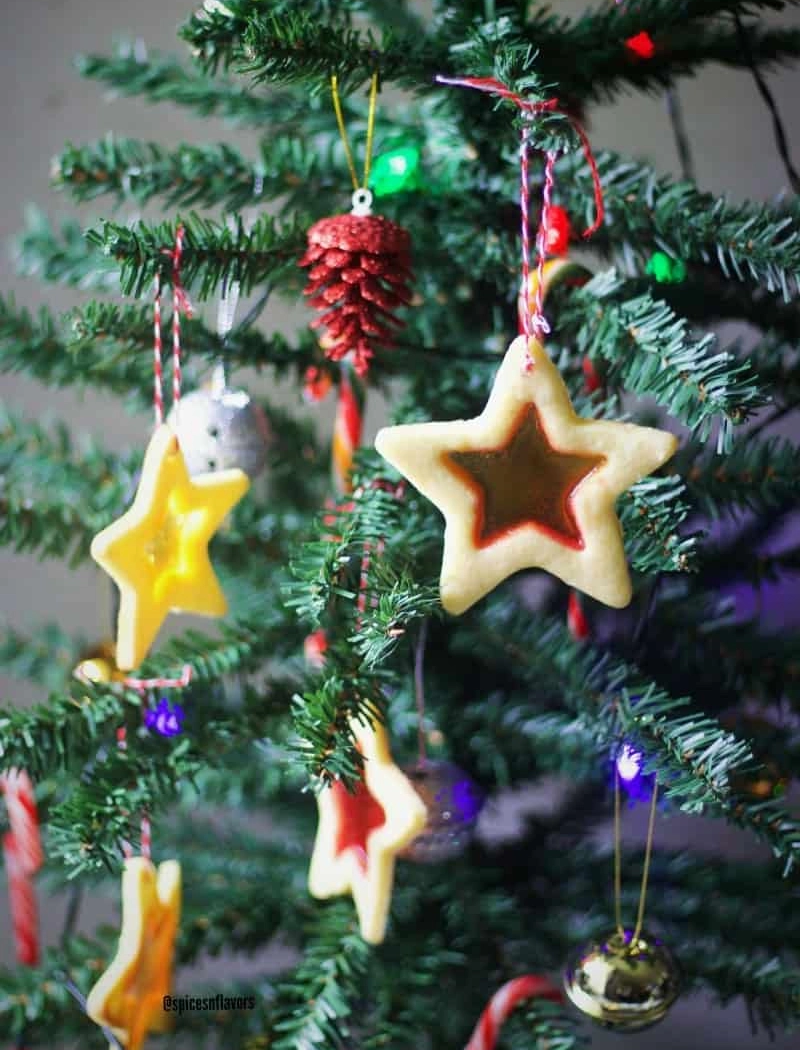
[625,31,655,59]
[543,205,571,255]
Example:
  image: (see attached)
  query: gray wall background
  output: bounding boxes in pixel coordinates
[0,1,798,1047]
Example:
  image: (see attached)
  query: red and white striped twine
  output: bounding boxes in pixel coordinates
[353,482,403,630]
[435,74,604,372]
[465,975,563,1050]
[356,540,373,624]
[122,664,194,693]
[116,729,153,861]
[520,127,532,339]
[152,223,192,426]
[529,151,557,357]
[0,769,43,876]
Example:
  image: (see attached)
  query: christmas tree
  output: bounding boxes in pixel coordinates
[2,0,800,1047]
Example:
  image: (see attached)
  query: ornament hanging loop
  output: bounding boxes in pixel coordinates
[330,71,379,206]
[351,187,373,216]
[152,223,192,428]
[613,759,660,946]
[435,75,604,367]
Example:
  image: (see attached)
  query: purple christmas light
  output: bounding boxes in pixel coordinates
[145,697,185,737]
[613,742,655,803]
[616,743,643,782]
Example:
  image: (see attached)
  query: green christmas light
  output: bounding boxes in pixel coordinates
[646,251,687,284]
[369,145,422,197]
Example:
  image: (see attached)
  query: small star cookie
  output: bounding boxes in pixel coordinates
[308,717,426,944]
[86,856,181,1050]
[90,424,249,670]
[375,335,678,612]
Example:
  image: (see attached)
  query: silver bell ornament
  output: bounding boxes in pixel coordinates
[563,929,680,1031]
[168,364,271,478]
[400,759,484,863]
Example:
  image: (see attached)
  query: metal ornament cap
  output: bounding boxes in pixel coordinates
[563,929,680,1032]
[167,383,271,479]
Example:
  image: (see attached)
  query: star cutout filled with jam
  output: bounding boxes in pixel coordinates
[86,857,181,1050]
[375,335,678,612]
[447,403,606,549]
[308,717,426,944]
[90,424,250,670]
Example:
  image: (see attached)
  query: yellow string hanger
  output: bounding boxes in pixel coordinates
[613,760,659,946]
[331,72,379,211]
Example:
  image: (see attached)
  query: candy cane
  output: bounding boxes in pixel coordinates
[331,364,364,494]
[2,832,40,966]
[0,769,43,876]
[465,975,563,1050]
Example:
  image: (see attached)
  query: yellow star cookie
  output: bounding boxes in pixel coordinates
[90,424,249,670]
[308,717,426,944]
[375,335,678,612]
[86,857,181,1050]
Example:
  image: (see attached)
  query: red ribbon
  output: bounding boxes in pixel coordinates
[435,75,604,238]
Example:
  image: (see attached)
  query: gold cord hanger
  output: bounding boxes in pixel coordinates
[613,758,659,944]
[330,72,379,192]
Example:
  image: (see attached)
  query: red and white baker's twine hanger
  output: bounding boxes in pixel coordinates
[435,76,604,367]
[115,223,198,858]
[113,659,193,860]
[152,223,193,427]
[352,479,406,629]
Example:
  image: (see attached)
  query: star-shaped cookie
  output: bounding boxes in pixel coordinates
[375,335,678,612]
[90,424,249,670]
[308,717,427,944]
[86,856,181,1050]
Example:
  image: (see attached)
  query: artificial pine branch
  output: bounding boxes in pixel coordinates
[15,208,118,291]
[180,0,800,100]
[539,844,800,957]
[271,901,371,1050]
[54,134,330,213]
[0,624,85,690]
[667,275,800,343]
[75,45,277,126]
[0,932,118,1044]
[68,300,319,401]
[454,600,800,869]
[682,435,800,517]
[617,476,697,574]
[559,150,800,298]
[0,403,323,568]
[0,608,303,778]
[211,10,437,92]
[522,0,800,102]
[638,590,800,709]
[42,673,301,875]
[175,821,311,960]
[561,270,766,447]
[682,945,800,1033]
[87,213,308,298]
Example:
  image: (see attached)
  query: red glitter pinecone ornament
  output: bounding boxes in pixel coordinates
[299,193,413,378]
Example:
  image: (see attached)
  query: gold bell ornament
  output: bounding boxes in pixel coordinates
[563,753,681,1030]
[563,928,680,1031]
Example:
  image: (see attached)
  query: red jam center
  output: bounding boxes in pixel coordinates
[331,777,387,873]
[445,404,605,550]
